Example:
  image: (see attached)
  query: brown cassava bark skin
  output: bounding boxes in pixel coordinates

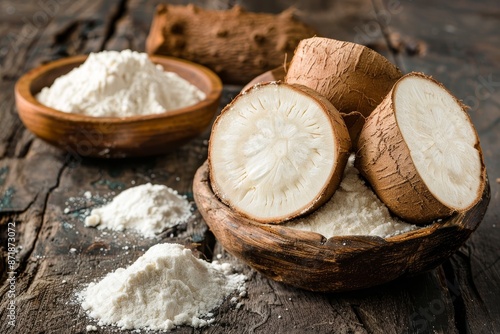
[208,81,351,224]
[355,72,487,224]
[285,37,402,117]
[341,111,365,150]
[146,4,317,85]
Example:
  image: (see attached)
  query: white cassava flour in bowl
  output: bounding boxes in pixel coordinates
[287,155,417,238]
[84,183,192,238]
[37,49,205,117]
[78,243,247,331]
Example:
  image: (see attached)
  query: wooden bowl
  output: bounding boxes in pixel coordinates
[193,161,490,292]
[242,65,286,91]
[15,55,222,158]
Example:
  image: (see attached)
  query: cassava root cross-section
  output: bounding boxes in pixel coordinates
[209,82,351,224]
[285,37,402,117]
[356,72,486,224]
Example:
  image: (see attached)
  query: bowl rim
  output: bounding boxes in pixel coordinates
[14,53,223,124]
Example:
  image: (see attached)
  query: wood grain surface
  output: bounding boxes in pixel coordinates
[0,0,499,333]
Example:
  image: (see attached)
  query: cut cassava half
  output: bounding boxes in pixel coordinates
[285,37,402,117]
[209,82,351,224]
[356,72,486,224]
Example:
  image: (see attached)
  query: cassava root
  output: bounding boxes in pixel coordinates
[356,72,486,224]
[146,4,317,84]
[209,81,351,224]
[285,37,402,117]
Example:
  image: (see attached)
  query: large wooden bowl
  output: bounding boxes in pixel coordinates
[15,55,222,158]
[193,161,490,292]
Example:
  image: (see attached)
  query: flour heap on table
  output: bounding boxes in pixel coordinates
[84,183,192,238]
[37,49,205,117]
[78,243,247,331]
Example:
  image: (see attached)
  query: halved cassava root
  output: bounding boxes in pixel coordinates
[356,72,486,224]
[285,37,402,117]
[209,82,351,224]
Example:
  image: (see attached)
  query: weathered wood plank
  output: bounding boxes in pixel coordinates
[0,1,126,333]
[336,268,457,334]
[1,0,499,333]
[378,0,500,333]
[0,58,239,334]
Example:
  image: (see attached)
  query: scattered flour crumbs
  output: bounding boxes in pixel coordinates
[84,183,192,238]
[78,243,246,331]
[37,49,205,117]
[287,155,418,238]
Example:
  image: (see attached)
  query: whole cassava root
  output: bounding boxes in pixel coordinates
[146,4,317,84]
[209,81,351,224]
[356,72,486,224]
[285,37,402,117]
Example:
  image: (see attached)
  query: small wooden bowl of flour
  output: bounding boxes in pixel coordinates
[15,52,222,158]
[193,161,490,292]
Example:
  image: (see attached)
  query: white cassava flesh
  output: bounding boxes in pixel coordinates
[356,72,486,224]
[209,82,351,224]
[285,37,402,117]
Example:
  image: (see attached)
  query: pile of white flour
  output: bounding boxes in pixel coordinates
[84,183,192,238]
[78,243,246,331]
[37,49,205,117]
[287,155,417,238]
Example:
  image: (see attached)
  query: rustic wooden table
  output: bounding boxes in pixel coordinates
[1,1,499,333]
